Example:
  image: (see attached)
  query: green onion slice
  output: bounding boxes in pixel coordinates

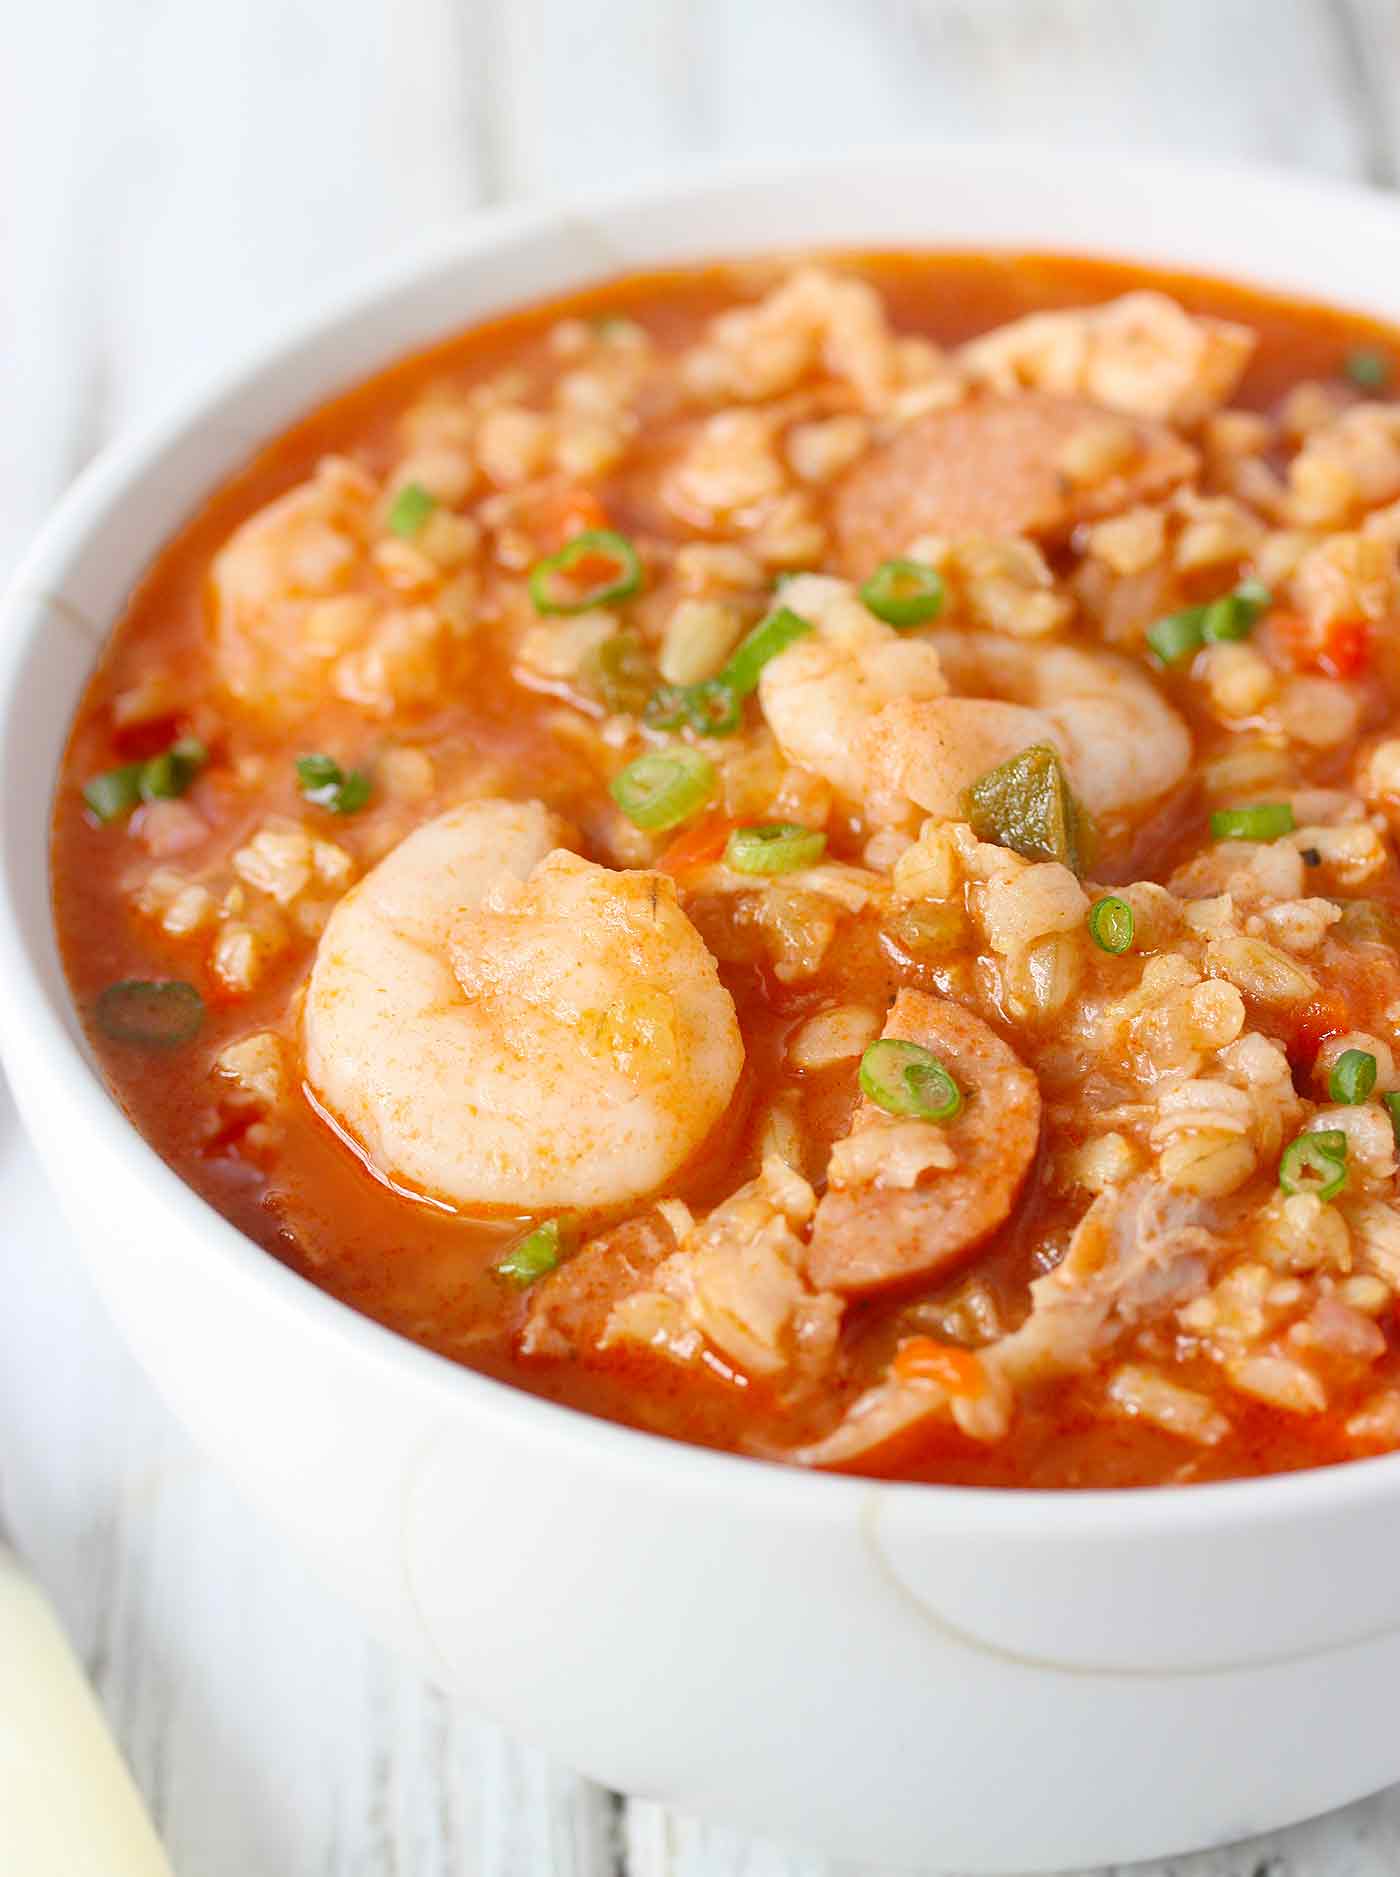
[1278,1128,1349,1202]
[296,754,371,815]
[718,606,812,696]
[725,822,827,876]
[495,1218,569,1286]
[529,530,642,615]
[1329,1048,1377,1106]
[859,1039,964,1123]
[859,559,946,629]
[386,481,437,539]
[961,744,1096,875]
[609,748,715,831]
[1209,802,1296,843]
[1202,579,1272,644]
[1088,895,1135,955]
[641,684,690,733]
[84,736,208,822]
[1344,347,1392,392]
[1383,1090,1400,1146]
[643,678,743,737]
[580,629,657,716]
[1146,606,1206,666]
[139,737,208,802]
[643,604,813,735]
[83,763,145,823]
[95,978,204,1049]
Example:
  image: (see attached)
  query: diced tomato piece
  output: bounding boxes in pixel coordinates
[1287,995,1349,1077]
[1316,618,1372,679]
[892,1336,987,1399]
[112,715,181,761]
[529,483,611,554]
[656,811,737,877]
[1270,609,1373,679]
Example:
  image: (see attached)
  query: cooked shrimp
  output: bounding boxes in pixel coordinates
[759,578,1191,821]
[755,575,947,806]
[210,455,473,724]
[833,392,1197,571]
[303,799,744,1211]
[807,990,1041,1295]
[957,294,1255,426]
[872,629,1194,819]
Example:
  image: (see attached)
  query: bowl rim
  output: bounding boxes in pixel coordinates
[8,137,1400,1534]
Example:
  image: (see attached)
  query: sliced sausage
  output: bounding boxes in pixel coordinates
[518,1211,677,1360]
[806,990,1041,1296]
[832,392,1196,575]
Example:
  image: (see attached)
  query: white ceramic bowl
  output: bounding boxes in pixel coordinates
[6,146,1400,1872]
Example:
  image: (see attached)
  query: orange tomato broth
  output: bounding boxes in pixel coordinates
[51,250,1400,1487]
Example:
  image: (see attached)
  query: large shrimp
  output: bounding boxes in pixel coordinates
[303,799,744,1212]
[758,577,1191,822]
[807,990,1041,1295]
[756,575,948,810]
[875,628,1193,819]
[209,455,472,724]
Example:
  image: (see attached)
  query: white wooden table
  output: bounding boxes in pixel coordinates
[6,3,1400,1870]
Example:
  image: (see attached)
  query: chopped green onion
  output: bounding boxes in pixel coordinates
[717,606,812,696]
[859,558,946,629]
[962,744,1096,875]
[1146,606,1206,666]
[95,978,204,1049]
[609,748,715,831]
[83,763,144,823]
[725,822,827,876]
[296,753,340,790]
[1088,895,1135,955]
[859,1039,964,1123]
[1329,1048,1377,1106]
[643,604,813,735]
[84,736,208,823]
[591,315,638,341]
[1278,1128,1348,1202]
[139,736,208,802]
[643,677,743,737]
[386,481,437,538]
[296,753,372,815]
[1344,347,1392,392]
[529,529,642,615]
[1202,580,1272,644]
[495,1218,569,1286]
[580,629,657,716]
[1209,802,1296,843]
[641,683,688,732]
[1383,1091,1400,1146]
[330,771,371,814]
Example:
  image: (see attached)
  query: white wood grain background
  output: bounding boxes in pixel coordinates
[5,3,1400,1871]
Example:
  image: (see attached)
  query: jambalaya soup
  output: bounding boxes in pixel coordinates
[54,252,1400,1487]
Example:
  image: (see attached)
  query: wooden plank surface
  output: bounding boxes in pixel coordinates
[4,2,1400,1871]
